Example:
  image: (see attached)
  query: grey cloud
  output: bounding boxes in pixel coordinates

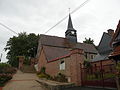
[0,0,120,62]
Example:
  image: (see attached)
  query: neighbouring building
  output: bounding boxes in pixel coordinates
[92,29,114,66]
[109,20,120,61]
[36,14,98,85]
[109,20,120,90]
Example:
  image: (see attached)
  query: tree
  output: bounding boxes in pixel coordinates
[83,37,98,49]
[83,37,94,44]
[5,32,39,67]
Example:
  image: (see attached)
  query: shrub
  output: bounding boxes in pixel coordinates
[0,74,12,86]
[53,73,68,82]
[38,73,52,79]
[0,63,16,74]
[0,63,11,73]
[116,62,120,77]
[40,67,46,74]
[0,63,16,86]
[37,67,52,80]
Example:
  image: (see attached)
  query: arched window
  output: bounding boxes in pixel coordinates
[60,61,65,70]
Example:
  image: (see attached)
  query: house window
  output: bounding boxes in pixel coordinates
[60,61,65,70]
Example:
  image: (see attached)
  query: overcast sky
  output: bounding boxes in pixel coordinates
[0,0,120,62]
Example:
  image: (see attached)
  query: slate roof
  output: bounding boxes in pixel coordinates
[67,14,74,30]
[37,34,98,61]
[92,32,113,62]
[43,46,70,61]
[39,34,97,53]
[92,54,109,62]
[98,32,113,54]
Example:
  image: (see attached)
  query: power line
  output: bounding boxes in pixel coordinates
[44,0,90,34]
[0,22,18,35]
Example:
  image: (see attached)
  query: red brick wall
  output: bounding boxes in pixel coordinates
[69,49,84,85]
[38,49,47,72]
[37,48,85,86]
[91,59,114,67]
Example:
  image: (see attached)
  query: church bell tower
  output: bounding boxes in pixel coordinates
[65,14,77,43]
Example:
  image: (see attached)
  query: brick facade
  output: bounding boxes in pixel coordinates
[91,59,114,67]
[37,48,85,85]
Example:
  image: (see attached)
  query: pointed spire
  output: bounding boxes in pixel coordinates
[67,14,74,29]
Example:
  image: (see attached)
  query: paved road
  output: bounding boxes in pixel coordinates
[3,70,44,90]
[64,86,117,90]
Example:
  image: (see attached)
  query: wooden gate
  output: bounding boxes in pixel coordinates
[81,64,117,88]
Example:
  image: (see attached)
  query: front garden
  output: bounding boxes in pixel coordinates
[37,67,68,83]
[0,63,16,88]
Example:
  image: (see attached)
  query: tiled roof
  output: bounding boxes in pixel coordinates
[37,34,98,61]
[39,34,98,53]
[43,46,70,61]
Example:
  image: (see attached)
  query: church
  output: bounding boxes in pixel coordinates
[36,14,98,85]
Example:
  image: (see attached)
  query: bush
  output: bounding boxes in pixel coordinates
[53,73,68,82]
[37,67,53,80]
[0,63,16,74]
[40,67,46,74]
[37,67,68,82]
[0,63,11,73]
[0,74,12,86]
[116,62,120,77]
[38,73,52,79]
[0,63,16,86]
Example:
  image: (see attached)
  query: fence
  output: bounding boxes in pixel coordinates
[81,64,117,88]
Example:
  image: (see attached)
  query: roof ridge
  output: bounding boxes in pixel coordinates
[40,34,66,39]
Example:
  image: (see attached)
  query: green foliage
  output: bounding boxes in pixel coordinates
[38,73,52,80]
[37,67,68,82]
[37,67,52,80]
[40,67,46,74]
[0,63,16,74]
[5,32,39,67]
[0,74,12,86]
[85,73,115,81]
[116,62,120,71]
[83,38,94,44]
[83,37,98,50]
[83,60,92,68]
[53,73,68,82]
[116,62,120,77]
[0,63,11,68]
[0,63,16,86]
[0,63,11,73]
[23,57,30,65]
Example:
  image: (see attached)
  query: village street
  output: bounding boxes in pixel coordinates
[3,70,43,90]
[2,70,117,90]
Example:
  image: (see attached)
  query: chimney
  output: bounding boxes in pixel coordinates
[107,29,114,36]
